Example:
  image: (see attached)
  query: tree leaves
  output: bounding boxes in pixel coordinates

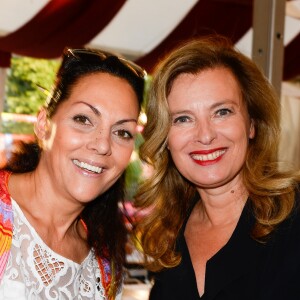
[5,56,60,114]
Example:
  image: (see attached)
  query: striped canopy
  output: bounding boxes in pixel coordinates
[0,0,300,79]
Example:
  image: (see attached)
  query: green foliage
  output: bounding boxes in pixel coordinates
[124,76,152,200]
[125,133,145,200]
[5,56,60,115]
[1,121,34,134]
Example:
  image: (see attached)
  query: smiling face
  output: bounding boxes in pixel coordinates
[167,67,255,190]
[36,72,139,203]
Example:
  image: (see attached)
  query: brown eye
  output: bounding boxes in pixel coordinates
[114,129,133,139]
[73,115,91,125]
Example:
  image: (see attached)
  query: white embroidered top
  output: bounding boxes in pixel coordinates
[0,199,121,300]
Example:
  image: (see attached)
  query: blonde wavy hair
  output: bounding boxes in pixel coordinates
[133,35,300,271]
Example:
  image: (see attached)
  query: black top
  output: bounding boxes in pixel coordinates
[149,187,300,300]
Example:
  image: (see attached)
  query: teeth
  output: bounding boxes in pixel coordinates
[73,159,102,174]
[191,150,225,161]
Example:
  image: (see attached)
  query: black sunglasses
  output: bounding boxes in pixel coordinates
[65,48,147,79]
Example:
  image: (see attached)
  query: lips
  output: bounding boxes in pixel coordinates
[189,148,226,166]
[190,149,226,162]
[72,159,103,174]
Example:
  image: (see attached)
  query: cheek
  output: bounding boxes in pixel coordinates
[167,128,191,152]
[49,127,83,152]
[222,126,250,155]
[60,130,82,146]
[114,145,134,168]
[220,120,249,140]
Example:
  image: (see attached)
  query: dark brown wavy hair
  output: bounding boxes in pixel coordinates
[5,46,145,298]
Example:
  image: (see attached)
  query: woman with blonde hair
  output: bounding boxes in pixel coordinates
[134,36,300,299]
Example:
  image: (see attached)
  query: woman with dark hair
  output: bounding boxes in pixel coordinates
[134,36,300,299]
[0,47,146,299]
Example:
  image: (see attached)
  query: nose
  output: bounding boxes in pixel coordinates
[194,118,217,145]
[87,132,112,156]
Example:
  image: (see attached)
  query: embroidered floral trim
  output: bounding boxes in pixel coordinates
[0,170,13,281]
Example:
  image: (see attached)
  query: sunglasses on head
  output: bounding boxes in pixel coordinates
[65,48,147,79]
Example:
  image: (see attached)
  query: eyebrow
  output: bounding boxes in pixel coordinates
[75,101,100,116]
[210,100,238,108]
[115,119,138,126]
[169,109,192,116]
[170,100,239,114]
[74,101,137,124]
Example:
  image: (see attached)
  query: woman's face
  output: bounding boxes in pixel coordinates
[167,67,255,190]
[36,72,139,203]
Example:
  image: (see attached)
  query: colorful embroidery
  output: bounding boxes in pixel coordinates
[98,255,113,299]
[81,219,112,299]
[0,170,13,281]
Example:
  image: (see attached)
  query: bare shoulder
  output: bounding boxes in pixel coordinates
[8,172,34,208]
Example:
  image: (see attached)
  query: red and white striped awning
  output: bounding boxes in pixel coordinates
[1,0,300,79]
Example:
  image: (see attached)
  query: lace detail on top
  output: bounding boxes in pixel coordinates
[0,199,109,299]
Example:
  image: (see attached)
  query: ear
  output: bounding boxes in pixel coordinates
[249,119,255,139]
[34,108,50,140]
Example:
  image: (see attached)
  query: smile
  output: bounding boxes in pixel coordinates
[191,149,226,161]
[72,159,103,174]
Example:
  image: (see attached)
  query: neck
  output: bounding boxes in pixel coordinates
[196,182,248,227]
[8,170,86,241]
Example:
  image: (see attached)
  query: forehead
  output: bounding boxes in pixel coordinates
[167,67,246,110]
[171,67,241,93]
[173,66,239,84]
[55,72,140,116]
[72,72,134,92]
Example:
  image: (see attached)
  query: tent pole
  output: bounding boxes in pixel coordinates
[252,0,285,97]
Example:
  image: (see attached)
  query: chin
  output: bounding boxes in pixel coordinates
[193,178,228,189]
[71,189,104,204]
